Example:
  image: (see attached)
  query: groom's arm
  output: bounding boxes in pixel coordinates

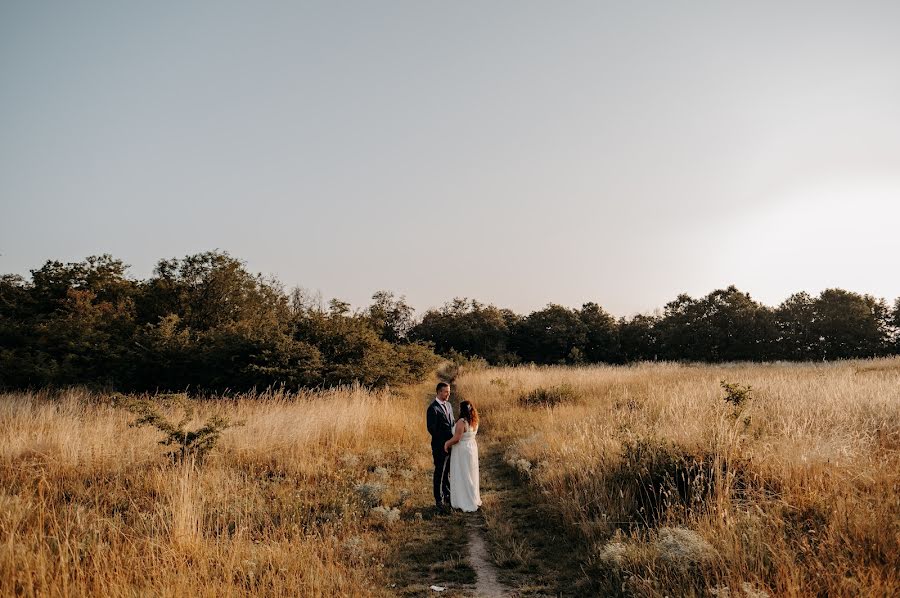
[426,405,438,437]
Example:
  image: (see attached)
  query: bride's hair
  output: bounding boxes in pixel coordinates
[459,400,479,429]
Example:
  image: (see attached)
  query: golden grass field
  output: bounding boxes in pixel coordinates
[0,383,450,597]
[2,358,898,597]
[461,358,900,597]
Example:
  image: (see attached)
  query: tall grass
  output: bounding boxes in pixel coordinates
[462,359,900,597]
[0,384,435,597]
[4,359,898,596]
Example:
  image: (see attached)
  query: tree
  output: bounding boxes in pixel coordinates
[892,298,900,354]
[366,291,415,343]
[774,292,819,360]
[31,255,135,311]
[1,251,439,392]
[812,289,890,359]
[579,302,620,363]
[411,299,519,363]
[7,257,139,387]
[294,307,436,387]
[656,293,707,361]
[139,251,290,333]
[513,304,587,364]
[619,314,659,362]
[701,286,776,361]
[656,286,775,362]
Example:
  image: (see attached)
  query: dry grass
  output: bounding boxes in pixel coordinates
[0,384,441,597]
[461,359,900,597]
[4,358,899,597]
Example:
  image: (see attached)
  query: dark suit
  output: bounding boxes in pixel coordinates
[426,398,454,506]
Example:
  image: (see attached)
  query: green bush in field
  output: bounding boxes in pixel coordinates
[721,380,754,432]
[518,384,580,408]
[720,380,753,409]
[116,393,237,464]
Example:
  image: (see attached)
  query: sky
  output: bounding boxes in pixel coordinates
[2,1,900,317]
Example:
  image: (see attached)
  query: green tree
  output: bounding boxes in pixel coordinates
[656,293,707,361]
[139,251,289,333]
[618,314,659,362]
[812,289,890,359]
[31,255,135,311]
[9,257,139,387]
[295,306,436,387]
[892,297,900,354]
[578,302,620,363]
[366,291,415,343]
[656,287,775,362]
[513,304,587,364]
[411,298,519,364]
[774,292,819,360]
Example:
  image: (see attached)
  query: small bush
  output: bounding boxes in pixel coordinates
[370,505,400,523]
[436,360,460,384]
[116,393,237,464]
[519,384,579,408]
[655,526,718,568]
[721,380,753,409]
[489,377,509,389]
[354,482,385,507]
[607,438,717,526]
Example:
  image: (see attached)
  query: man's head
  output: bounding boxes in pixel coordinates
[436,382,450,402]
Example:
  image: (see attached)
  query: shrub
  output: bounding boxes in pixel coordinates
[354,482,385,507]
[116,393,237,464]
[721,380,754,430]
[518,384,580,408]
[607,438,717,526]
[721,380,753,409]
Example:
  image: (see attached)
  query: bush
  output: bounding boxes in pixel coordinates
[721,380,753,409]
[610,440,711,527]
[518,384,580,408]
[116,393,238,464]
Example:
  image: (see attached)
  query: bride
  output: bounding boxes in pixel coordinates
[444,400,481,512]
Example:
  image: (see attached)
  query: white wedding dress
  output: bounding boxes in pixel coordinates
[449,419,481,512]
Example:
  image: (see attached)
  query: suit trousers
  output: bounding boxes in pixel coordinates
[432,446,451,506]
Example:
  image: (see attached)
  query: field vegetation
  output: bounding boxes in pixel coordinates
[0,381,470,597]
[463,358,900,596]
[1,359,898,597]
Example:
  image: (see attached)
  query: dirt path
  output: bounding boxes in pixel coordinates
[466,518,510,597]
[475,444,594,596]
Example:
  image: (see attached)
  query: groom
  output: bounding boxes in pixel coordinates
[426,382,454,509]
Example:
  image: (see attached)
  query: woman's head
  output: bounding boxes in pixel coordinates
[459,400,479,429]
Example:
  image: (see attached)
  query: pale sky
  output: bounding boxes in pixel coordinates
[2,1,900,316]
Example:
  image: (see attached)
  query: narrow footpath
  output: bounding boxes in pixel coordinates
[465,516,509,597]
[475,442,592,597]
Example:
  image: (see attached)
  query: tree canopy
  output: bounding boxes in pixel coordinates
[2,252,898,392]
[0,252,437,392]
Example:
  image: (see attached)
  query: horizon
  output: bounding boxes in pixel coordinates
[3,2,900,317]
[3,248,897,319]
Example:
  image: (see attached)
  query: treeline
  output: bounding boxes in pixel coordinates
[2,252,898,392]
[0,252,437,392]
[409,288,900,365]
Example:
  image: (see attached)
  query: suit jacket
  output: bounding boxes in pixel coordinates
[426,398,455,451]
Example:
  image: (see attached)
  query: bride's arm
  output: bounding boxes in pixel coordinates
[444,420,466,452]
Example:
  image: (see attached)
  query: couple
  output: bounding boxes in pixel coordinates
[426,382,482,512]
